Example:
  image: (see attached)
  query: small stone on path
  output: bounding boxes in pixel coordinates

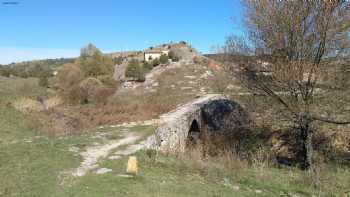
[232,185,240,191]
[96,168,112,175]
[255,189,263,194]
[117,174,134,178]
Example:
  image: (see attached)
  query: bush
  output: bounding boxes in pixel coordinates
[93,86,116,104]
[159,54,169,64]
[113,56,124,65]
[143,61,153,71]
[125,59,146,82]
[97,75,118,87]
[180,41,187,45]
[0,67,11,77]
[64,77,112,104]
[152,58,160,67]
[168,51,180,62]
[78,77,103,103]
[56,63,84,91]
[80,43,100,57]
[77,51,114,77]
[38,76,49,87]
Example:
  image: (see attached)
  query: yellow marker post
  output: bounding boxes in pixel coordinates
[126,156,138,175]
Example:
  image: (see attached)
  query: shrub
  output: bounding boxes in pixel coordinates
[12,97,44,113]
[143,61,153,71]
[27,64,51,78]
[63,77,105,104]
[97,75,118,87]
[80,43,100,57]
[0,67,11,77]
[65,85,86,104]
[93,86,116,104]
[125,59,146,82]
[168,51,180,62]
[77,51,114,77]
[152,58,160,67]
[71,77,116,104]
[113,56,124,65]
[159,54,169,64]
[56,63,84,91]
[38,76,49,87]
[78,77,103,103]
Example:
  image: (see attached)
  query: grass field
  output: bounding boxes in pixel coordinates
[1,76,350,197]
[1,101,349,197]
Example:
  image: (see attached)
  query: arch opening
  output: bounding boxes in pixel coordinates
[186,119,201,148]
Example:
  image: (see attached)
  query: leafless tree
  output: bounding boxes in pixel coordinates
[224,0,350,169]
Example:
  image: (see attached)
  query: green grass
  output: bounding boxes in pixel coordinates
[1,102,349,197]
[1,124,350,196]
[0,77,47,102]
[1,76,350,197]
[0,115,155,197]
[0,106,39,142]
[56,150,350,197]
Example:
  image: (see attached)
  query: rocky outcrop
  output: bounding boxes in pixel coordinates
[113,61,128,81]
[150,94,249,152]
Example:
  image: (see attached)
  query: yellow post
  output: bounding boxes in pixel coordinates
[126,156,138,175]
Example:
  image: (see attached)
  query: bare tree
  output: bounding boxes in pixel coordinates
[224,0,350,169]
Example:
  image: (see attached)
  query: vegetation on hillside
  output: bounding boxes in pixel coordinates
[168,51,180,62]
[220,0,350,169]
[159,54,169,64]
[0,58,75,79]
[125,59,147,82]
[77,44,114,77]
[52,43,117,104]
[0,7,349,195]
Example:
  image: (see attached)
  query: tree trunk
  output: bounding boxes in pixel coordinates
[299,114,313,170]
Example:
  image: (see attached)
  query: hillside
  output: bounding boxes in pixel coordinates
[1,43,350,196]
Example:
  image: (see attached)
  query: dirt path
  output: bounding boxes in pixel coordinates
[72,132,142,177]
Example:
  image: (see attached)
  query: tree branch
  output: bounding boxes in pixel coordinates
[312,115,350,125]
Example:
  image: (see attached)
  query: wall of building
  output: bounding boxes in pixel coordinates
[144,50,169,62]
[145,53,162,62]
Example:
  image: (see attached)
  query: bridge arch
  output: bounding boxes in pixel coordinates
[186,119,201,148]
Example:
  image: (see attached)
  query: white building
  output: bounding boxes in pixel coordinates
[144,49,169,62]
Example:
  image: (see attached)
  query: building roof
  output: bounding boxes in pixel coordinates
[144,48,169,54]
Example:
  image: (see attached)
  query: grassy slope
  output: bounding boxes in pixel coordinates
[1,70,350,196]
[0,77,47,102]
[1,107,349,197]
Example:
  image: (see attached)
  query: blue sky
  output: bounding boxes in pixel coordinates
[0,0,244,64]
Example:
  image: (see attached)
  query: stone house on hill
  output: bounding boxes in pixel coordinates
[144,49,169,62]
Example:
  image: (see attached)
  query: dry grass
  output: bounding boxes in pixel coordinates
[12,97,44,113]
[44,96,63,110]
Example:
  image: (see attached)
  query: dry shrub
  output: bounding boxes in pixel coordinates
[14,79,41,97]
[36,108,86,136]
[175,146,248,180]
[329,133,350,153]
[65,85,85,104]
[79,77,102,89]
[93,86,116,104]
[193,55,210,66]
[249,148,272,171]
[56,63,84,90]
[62,77,116,105]
[77,77,116,104]
[97,75,118,87]
[12,97,44,113]
[44,96,63,110]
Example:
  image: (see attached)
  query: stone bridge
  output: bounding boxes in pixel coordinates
[150,94,249,152]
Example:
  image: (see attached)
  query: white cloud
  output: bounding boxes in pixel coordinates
[0,47,80,64]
